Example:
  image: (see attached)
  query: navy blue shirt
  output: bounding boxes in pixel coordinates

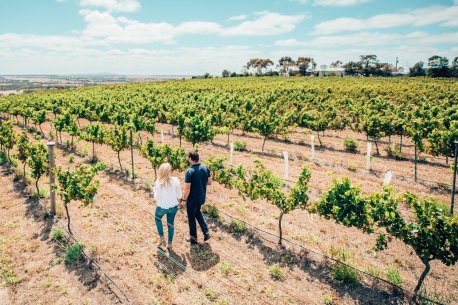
[185,163,210,206]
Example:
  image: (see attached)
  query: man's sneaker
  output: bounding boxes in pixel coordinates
[185,235,198,244]
[204,232,211,241]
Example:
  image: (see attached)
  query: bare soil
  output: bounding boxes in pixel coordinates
[1,118,457,305]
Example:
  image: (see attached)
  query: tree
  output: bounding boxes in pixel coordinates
[409,62,426,77]
[428,55,450,77]
[107,125,129,172]
[33,110,47,136]
[183,115,214,148]
[57,162,106,235]
[297,57,316,76]
[359,55,378,75]
[222,69,231,77]
[0,120,17,163]
[252,109,281,152]
[16,131,30,177]
[140,139,165,180]
[316,179,458,295]
[246,58,274,75]
[81,123,105,161]
[278,57,295,75]
[27,142,49,194]
[451,57,458,77]
[330,60,343,68]
[343,61,361,76]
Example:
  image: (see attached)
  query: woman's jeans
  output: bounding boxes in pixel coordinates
[155,206,178,244]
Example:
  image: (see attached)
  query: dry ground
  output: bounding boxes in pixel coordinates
[1,117,457,305]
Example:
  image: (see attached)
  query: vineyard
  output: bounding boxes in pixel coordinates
[0,76,457,305]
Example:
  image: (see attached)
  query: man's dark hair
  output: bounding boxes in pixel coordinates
[188,151,199,162]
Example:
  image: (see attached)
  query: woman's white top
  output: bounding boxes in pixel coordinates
[154,177,182,209]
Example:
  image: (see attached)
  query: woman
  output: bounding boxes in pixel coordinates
[153,162,182,251]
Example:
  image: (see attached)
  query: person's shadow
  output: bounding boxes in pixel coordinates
[186,243,220,271]
[155,248,187,277]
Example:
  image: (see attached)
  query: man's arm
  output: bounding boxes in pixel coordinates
[180,182,191,208]
[207,176,213,186]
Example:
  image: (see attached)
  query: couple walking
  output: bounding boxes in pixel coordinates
[153,151,212,251]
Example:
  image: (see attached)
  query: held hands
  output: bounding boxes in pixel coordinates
[178,198,187,209]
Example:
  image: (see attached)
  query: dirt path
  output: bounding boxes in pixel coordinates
[3,119,457,304]
[0,167,119,305]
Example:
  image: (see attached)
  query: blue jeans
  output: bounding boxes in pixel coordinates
[155,206,178,244]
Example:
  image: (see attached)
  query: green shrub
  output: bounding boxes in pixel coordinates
[32,188,48,199]
[386,266,402,286]
[268,264,286,281]
[64,242,84,264]
[385,145,403,160]
[230,220,246,233]
[204,288,219,301]
[332,263,359,285]
[343,139,358,152]
[323,294,334,305]
[233,140,247,151]
[0,152,6,165]
[202,205,219,219]
[219,261,232,276]
[52,228,65,241]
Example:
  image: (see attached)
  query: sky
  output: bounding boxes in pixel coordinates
[0,0,457,75]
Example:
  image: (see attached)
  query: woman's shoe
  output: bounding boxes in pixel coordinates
[157,238,166,249]
[167,243,173,251]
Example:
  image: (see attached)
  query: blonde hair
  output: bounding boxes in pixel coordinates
[157,163,173,188]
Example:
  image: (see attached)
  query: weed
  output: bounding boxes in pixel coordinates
[219,261,232,276]
[204,288,219,301]
[385,145,404,160]
[268,264,286,281]
[64,242,84,264]
[51,228,64,241]
[51,258,62,266]
[347,161,357,172]
[233,140,247,151]
[386,266,402,286]
[33,188,48,199]
[343,139,358,152]
[366,265,381,278]
[88,243,97,256]
[202,205,219,219]
[323,294,334,305]
[330,247,359,285]
[332,264,359,285]
[230,220,246,233]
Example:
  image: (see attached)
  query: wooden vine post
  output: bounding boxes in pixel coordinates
[47,141,56,215]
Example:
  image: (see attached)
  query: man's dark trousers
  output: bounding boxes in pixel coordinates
[186,203,209,244]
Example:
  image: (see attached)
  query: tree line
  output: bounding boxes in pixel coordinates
[220,54,458,78]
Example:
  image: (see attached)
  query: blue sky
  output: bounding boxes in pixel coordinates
[0,0,457,74]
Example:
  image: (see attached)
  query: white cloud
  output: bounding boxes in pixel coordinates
[292,0,369,6]
[79,0,140,12]
[79,10,304,44]
[228,15,247,21]
[315,5,458,34]
[221,12,306,36]
[275,31,458,49]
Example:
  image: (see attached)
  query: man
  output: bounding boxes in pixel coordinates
[180,151,212,244]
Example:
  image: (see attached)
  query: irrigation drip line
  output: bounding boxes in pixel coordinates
[29,195,132,304]
[92,202,236,305]
[103,186,306,305]
[91,205,212,305]
[101,175,439,304]
[215,209,444,305]
[3,118,448,304]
